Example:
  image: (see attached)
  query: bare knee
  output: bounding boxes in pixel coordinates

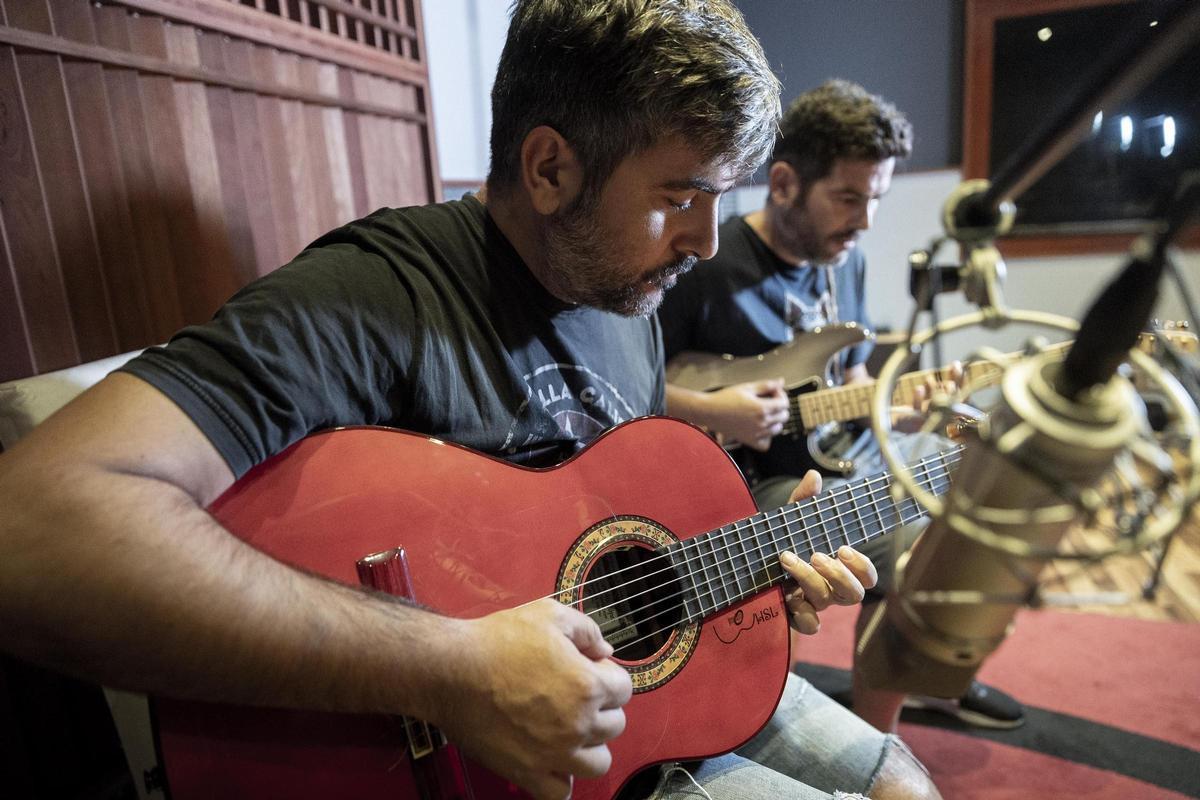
[867,739,942,800]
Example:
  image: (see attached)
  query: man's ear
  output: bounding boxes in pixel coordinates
[767,160,803,207]
[519,125,583,215]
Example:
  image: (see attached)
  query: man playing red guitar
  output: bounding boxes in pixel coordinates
[0,3,940,799]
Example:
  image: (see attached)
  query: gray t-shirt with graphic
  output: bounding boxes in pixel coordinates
[121,195,665,478]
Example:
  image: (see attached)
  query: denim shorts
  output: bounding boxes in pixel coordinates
[642,673,911,800]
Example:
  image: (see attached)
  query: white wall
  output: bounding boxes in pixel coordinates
[423,0,508,186]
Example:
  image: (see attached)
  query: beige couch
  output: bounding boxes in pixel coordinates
[0,350,161,799]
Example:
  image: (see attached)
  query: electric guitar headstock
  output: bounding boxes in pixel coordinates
[1136,320,1197,355]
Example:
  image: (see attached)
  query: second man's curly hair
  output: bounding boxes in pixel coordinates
[773,79,912,187]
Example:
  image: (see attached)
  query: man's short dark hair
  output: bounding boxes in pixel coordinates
[487,0,780,203]
[773,79,912,186]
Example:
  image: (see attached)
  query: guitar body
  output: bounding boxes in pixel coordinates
[153,417,791,800]
[665,322,870,393]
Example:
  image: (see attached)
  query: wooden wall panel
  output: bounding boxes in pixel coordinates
[54,0,158,351]
[220,38,283,274]
[0,44,80,370]
[0,211,34,380]
[11,1,118,364]
[0,0,438,381]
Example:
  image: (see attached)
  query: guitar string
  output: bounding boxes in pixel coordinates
[614,419,1166,650]
[606,480,952,661]
[555,449,960,651]
[793,365,965,433]
[600,470,955,657]
[596,458,958,657]
[559,446,960,622]
[797,340,1075,431]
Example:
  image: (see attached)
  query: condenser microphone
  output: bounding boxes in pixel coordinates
[856,251,1153,698]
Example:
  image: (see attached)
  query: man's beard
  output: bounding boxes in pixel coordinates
[781,202,853,267]
[542,199,697,317]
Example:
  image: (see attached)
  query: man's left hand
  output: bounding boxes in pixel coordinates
[778,469,879,635]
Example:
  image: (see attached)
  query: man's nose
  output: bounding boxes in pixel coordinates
[855,198,880,231]
[682,201,720,261]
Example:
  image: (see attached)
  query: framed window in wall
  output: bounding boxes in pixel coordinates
[963,0,1199,256]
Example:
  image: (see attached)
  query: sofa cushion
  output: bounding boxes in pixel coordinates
[0,350,144,450]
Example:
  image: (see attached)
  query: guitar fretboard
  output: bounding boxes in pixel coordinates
[667,445,961,622]
[795,364,970,431]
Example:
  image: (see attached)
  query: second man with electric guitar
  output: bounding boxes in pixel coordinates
[659,80,1028,733]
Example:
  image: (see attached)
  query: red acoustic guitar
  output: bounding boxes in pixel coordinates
[153,416,957,799]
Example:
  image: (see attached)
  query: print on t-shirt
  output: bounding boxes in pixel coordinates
[503,362,642,457]
[783,288,833,338]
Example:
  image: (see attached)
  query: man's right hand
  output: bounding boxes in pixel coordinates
[436,599,632,800]
[701,378,790,451]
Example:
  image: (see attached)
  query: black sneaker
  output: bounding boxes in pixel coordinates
[904,681,1026,729]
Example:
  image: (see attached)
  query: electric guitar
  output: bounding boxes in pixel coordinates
[797,324,1198,431]
[667,324,1196,478]
[152,417,960,800]
[666,323,873,477]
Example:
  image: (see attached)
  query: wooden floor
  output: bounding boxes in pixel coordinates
[1044,506,1200,623]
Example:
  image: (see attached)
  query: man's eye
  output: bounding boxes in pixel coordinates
[669,197,694,211]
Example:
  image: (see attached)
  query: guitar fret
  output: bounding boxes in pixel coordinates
[716,527,743,604]
[722,525,746,603]
[816,493,836,554]
[870,476,889,537]
[826,490,851,551]
[795,502,819,563]
[738,519,766,596]
[773,504,797,559]
[665,446,964,624]
[849,482,874,544]
[679,539,708,621]
[697,535,722,617]
[756,513,784,585]
[707,532,736,616]
[720,525,744,600]
[750,519,771,598]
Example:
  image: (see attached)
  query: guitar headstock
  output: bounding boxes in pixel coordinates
[1137,320,1198,355]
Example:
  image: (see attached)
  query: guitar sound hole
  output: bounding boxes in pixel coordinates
[581,545,684,662]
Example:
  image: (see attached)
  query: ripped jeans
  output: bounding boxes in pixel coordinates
[643,673,923,800]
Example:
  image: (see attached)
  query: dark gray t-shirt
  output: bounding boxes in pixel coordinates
[659,215,872,370]
[121,196,665,478]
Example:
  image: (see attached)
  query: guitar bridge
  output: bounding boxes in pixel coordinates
[402,716,442,759]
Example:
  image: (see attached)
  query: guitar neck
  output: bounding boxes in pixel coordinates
[796,365,961,429]
[796,340,1078,429]
[666,446,961,621]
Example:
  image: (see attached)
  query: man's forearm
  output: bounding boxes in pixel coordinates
[665,383,715,429]
[0,461,462,721]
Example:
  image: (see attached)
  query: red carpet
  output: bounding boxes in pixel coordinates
[792,605,1200,799]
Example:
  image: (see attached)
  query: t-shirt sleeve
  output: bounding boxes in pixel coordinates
[119,245,414,478]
